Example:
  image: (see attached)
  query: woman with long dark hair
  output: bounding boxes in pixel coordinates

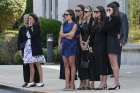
[91,6,111,90]
[77,5,94,90]
[59,9,77,91]
[105,3,121,90]
[74,4,86,90]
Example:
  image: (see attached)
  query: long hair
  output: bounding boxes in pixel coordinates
[29,13,40,31]
[83,5,93,23]
[76,4,85,23]
[66,9,76,22]
[29,13,39,26]
[77,4,85,14]
[96,6,106,23]
[107,3,119,16]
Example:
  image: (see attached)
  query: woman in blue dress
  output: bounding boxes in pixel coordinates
[59,9,77,90]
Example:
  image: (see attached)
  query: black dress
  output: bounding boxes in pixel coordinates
[78,18,93,80]
[105,16,121,55]
[91,20,111,76]
[89,26,100,81]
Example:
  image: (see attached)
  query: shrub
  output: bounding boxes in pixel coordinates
[43,47,60,63]
[0,30,18,64]
[15,51,23,64]
[39,17,61,48]
[0,0,26,32]
[0,49,11,65]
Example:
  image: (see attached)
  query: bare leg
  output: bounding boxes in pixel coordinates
[79,80,84,89]
[97,75,107,89]
[99,75,103,87]
[63,56,70,88]
[35,63,43,82]
[108,54,120,85]
[85,79,90,88]
[69,56,76,89]
[102,75,107,88]
[90,81,95,89]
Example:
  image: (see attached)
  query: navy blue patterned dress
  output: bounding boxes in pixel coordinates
[61,22,77,57]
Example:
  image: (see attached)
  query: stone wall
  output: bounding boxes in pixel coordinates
[122,44,140,65]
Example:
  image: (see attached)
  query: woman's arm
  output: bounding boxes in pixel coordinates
[58,26,63,48]
[63,24,77,39]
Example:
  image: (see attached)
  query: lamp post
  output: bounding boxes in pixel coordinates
[47,34,53,63]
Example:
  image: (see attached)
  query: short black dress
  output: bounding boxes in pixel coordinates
[92,22,111,76]
[105,16,121,55]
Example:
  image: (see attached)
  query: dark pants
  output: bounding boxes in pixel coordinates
[23,64,40,83]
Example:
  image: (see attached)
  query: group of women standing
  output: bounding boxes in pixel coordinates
[59,2,122,91]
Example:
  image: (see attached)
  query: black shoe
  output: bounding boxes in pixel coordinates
[77,87,82,90]
[22,83,27,87]
[95,85,107,90]
[77,87,85,90]
[108,85,120,90]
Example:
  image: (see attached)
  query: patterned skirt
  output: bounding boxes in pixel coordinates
[23,39,46,64]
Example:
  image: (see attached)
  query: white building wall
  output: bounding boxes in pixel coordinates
[33,0,45,17]
[58,0,69,21]
[33,0,127,20]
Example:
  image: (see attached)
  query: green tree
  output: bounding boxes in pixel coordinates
[0,0,26,32]
[128,0,140,41]
[25,0,33,13]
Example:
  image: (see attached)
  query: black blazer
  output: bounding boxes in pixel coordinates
[17,24,43,56]
[104,15,121,37]
[119,12,129,44]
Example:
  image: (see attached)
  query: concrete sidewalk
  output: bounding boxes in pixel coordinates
[0,65,140,93]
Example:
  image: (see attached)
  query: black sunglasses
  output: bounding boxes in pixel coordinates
[63,13,71,17]
[107,9,111,12]
[75,10,82,12]
[94,11,100,13]
[84,11,91,13]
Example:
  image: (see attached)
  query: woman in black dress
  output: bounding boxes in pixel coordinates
[91,6,111,90]
[74,4,85,89]
[105,3,121,90]
[78,6,93,90]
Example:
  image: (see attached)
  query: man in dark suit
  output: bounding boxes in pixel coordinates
[18,14,40,87]
[112,1,129,68]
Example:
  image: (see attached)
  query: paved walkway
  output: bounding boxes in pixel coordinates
[0,65,140,93]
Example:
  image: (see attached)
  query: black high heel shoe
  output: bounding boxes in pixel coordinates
[108,85,120,90]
